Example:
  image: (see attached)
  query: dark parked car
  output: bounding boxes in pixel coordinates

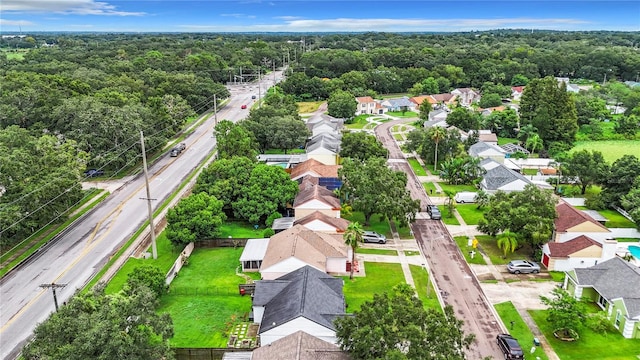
[362,231,387,244]
[251,95,257,99]
[426,205,442,220]
[170,143,186,157]
[83,169,104,178]
[507,260,540,274]
[496,334,524,359]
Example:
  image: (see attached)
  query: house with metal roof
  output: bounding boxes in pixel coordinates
[252,266,347,345]
[564,257,640,339]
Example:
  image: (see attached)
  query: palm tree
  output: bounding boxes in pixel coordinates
[344,222,364,280]
[517,124,537,144]
[429,126,447,172]
[497,230,518,257]
[474,190,490,210]
[525,133,543,154]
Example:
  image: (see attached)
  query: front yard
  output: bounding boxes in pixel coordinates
[494,302,549,360]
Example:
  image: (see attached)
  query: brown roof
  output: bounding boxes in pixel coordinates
[540,168,557,175]
[290,158,340,180]
[512,86,525,93]
[478,133,498,143]
[251,331,350,360]
[294,184,341,209]
[409,95,430,105]
[555,201,610,232]
[356,96,374,103]
[261,225,347,271]
[548,235,602,257]
[430,93,456,103]
[294,211,350,233]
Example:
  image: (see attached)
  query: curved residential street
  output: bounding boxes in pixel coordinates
[375,118,506,359]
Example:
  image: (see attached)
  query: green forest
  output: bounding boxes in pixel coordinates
[1,31,639,249]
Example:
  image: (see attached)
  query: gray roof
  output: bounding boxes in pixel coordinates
[481,159,531,191]
[573,257,640,318]
[254,266,345,334]
[239,238,270,261]
[251,331,350,360]
[306,134,341,153]
[469,141,506,158]
[272,217,295,231]
[384,96,413,108]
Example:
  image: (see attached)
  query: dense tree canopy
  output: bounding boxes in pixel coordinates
[166,192,226,246]
[335,284,474,360]
[405,127,464,167]
[327,90,358,119]
[215,120,259,160]
[599,155,640,208]
[339,131,387,161]
[562,150,610,195]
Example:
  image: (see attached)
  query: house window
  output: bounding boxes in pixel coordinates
[597,295,608,310]
[614,310,621,329]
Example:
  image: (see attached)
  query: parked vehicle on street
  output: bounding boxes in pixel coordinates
[426,205,442,220]
[83,169,105,178]
[496,334,524,359]
[454,191,478,203]
[507,260,540,274]
[241,104,247,109]
[362,231,387,244]
[170,143,186,157]
[251,95,256,99]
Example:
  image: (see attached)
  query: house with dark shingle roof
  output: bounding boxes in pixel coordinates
[478,158,531,194]
[253,265,347,345]
[259,225,349,280]
[554,201,612,243]
[380,96,415,112]
[564,257,640,339]
[306,133,340,165]
[540,235,617,271]
[251,330,350,360]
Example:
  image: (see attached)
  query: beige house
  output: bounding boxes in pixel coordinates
[259,225,349,280]
[293,182,341,220]
[541,235,617,271]
[355,96,384,115]
[251,330,350,360]
[554,201,612,243]
[289,158,339,182]
[294,211,349,234]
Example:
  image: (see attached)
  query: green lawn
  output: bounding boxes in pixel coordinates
[438,183,478,194]
[475,235,535,265]
[454,236,487,265]
[548,271,565,283]
[345,115,372,130]
[423,182,437,194]
[158,247,252,348]
[297,101,323,113]
[498,137,519,145]
[571,140,640,164]
[523,168,538,175]
[617,238,640,243]
[438,205,460,225]
[409,265,441,311]
[219,220,268,238]
[455,204,485,225]
[530,309,640,360]
[393,133,404,141]
[494,302,549,360]
[357,248,397,255]
[597,209,637,228]
[396,222,414,239]
[342,262,406,312]
[408,158,428,176]
[343,211,392,239]
[386,111,418,118]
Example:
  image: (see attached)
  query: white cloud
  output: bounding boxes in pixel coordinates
[0,19,35,26]
[220,13,257,19]
[2,0,145,16]
[181,17,592,32]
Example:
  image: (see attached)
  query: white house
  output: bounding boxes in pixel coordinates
[479,158,532,194]
[306,134,340,165]
[451,88,480,107]
[469,141,507,163]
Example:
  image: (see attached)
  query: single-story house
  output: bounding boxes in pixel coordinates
[428,108,449,123]
[469,141,507,163]
[294,211,350,234]
[564,257,640,339]
[451,88,480,107]
[380,96,415,112]
[541,235,617,271]
[479,106,506,117]
[259,225,349,280]
[293,182,341,220]
[479,158,532,194]
[253,265,347,345]
[239,238,270,272]
[554,201,612,243]
[251,330,350,360]
[471,130,498,144]
[289,158,340,184]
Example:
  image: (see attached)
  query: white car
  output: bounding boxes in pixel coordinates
[454,192,477,203]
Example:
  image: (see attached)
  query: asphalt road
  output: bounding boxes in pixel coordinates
[375,119,506,359]
[0,71,283,360]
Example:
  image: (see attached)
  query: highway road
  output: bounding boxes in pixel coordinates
[375,119,506,359]
[0,71,283,360]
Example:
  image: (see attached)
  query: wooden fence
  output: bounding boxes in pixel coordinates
[174,347,254,360]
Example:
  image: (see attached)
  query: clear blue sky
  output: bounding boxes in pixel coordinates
[1,0,639,33]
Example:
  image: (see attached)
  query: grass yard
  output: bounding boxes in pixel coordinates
[571,140,640,164]
[105,233,181,294]
[409,265,441,311]
[342,262,406,312]
[438,205,460,225]
[297,101,324,113]
[559,184,602,197]
[408,158,428,176]
[158,247,252,348]
[548,271,565,282]
[617,238,640,243]
[438,183,478,194]
[423,182,437,194]
[522,168,538,176]
[497,137,518,145]
[396,222,414,239]
[597,209,637,228]
[386,111,418,118]
[475,235,535,265]
[393,133,404,141]
[345,115,371,130]
[530,309,640,360]
[455,204,485,225]
[454,236,487,265]
[357,248,397,255]
[494,302,549,360]
[343,211,392,239]
[219,221,268,238]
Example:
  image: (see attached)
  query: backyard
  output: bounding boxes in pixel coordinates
[571,140,640,164]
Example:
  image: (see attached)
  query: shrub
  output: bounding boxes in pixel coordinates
[263,228,275,237]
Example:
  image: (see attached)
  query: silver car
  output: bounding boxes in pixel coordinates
[507,260,540,274]
[362,231,387,244]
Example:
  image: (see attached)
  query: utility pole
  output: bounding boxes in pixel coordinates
[40,283,67,312]
[139,131,157,259]
[258,69,262,108]
[213,94,218,127]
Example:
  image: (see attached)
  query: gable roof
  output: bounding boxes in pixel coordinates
[254,265,346,333]
[261,225,348,271]
[548,235,602,258]
[306,134,341,154]
[382,96,414,108]
[294,184,341,209]
[294,211,350,232]
[480,159,531,190]
[356,96,375,104]
[469,141,506,157]
[290,158,340,180]
[555,201,610,232]
[409,95,430,106]
[572,257,640,318]
[511,86,525,93]
[251,330,350,360]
